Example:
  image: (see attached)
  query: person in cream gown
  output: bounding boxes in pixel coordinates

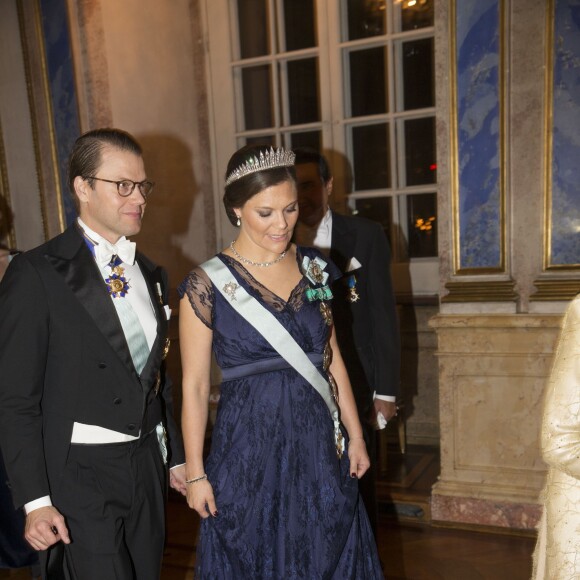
[533,294,580,579]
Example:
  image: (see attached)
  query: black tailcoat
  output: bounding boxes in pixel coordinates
[329,212,400,414]
[0,225,184,508]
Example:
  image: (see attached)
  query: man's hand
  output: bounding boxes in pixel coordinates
[25,506,70,551]
[374,399,398,423]
[169,464,187,496]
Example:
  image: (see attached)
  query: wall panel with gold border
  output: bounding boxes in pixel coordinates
[532,0,580,301]
[0,0,81,252]
[444,0,516,303]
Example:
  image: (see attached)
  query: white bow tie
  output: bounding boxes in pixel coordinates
[94,237,136,268]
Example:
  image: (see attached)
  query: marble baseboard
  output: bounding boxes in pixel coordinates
[431,490,542,530]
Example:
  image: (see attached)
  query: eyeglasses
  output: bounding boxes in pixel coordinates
[84,176,155,198]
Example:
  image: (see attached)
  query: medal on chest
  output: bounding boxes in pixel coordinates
[106,255,131,298]
[346,274,359,303]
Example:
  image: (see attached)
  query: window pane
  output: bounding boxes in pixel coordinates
[244,135,275,147]
[287,58,320,125]
[238,0,269,58]
[352,123,390,190]
[349,47,388,117]
[401,0,434,32]
[345,0,386,41]
[290,131,321,151]
[407,193,437,257]
[242,66,273,130]
[401,38,434,111]
[404,117,436,186]
[284,0,316,51]
[353,197,392,242]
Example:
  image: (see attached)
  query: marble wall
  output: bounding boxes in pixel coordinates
[455,0,503,271]
[430,314,559,529]
[548,1,580,267]
[433,0,580,530]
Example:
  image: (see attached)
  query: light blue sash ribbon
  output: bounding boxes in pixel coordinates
[201,256,344,457]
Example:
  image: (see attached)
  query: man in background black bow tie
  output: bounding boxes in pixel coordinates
[293,147,400,537]
[0,128,186,579]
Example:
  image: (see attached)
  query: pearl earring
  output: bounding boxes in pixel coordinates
[236,216,241,227]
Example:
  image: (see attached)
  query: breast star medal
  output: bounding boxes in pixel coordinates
[106,256,130,298]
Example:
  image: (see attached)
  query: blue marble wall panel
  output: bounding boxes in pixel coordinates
[39,0,80,227]
[455,0,503,270]
[549,0,580,267]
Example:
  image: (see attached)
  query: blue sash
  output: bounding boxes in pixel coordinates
[201,256,344,458]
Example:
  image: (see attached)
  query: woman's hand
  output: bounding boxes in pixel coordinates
[348,437,370,479]
[186,479,218,519]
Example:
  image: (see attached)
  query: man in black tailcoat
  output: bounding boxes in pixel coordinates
[0,128,186,579]
[294,148,400,536]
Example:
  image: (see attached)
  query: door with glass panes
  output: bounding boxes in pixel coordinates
[205,0,437,295]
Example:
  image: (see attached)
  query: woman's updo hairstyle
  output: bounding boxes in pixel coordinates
[223,144,296,226]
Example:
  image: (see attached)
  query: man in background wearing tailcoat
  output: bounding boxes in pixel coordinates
[293,147,400,536]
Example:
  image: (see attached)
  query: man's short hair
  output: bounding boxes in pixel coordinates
[68,128,143,210]
[293,147,332,184]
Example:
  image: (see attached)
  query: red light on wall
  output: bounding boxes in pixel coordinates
[430,163,437,171]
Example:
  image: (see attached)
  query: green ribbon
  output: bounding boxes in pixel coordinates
[305,285,333,302]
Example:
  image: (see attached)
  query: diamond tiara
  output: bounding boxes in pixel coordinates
[225,147,296,186]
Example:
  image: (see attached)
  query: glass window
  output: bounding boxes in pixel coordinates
[289,131,321,151]
[346,0,386,41]
[404,117,436,186]
[353,197,392,241]
[287,58,320,124]
[349,47,388,117]
[209,0,438,293]
[406,193,437,257]
[241,66,273,130]
[244,135,276,147]
[352,123,390,190]
[284,0,316,51]
[400,0,434,32]
[401,38,434,111]
[238,0,269,58]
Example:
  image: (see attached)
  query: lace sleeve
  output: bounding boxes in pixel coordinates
[177,267,214,329]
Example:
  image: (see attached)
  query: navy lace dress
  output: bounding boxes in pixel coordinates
[179,247,383,579]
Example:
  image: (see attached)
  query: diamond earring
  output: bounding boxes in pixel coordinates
[236,216,241,227]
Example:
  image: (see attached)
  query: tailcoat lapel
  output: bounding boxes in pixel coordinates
[330,212,356,275]
[136,254,167,386]
[44,226,138,379]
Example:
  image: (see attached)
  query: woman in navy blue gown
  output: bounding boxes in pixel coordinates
[179,144,383,579]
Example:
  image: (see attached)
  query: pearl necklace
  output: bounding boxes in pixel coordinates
[230,241,287,267]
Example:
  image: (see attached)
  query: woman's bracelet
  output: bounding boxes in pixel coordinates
[185,474,208,484]
[349,436,364,443]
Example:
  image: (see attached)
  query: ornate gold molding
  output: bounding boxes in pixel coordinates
[17,0,65,239]
[530,278,580,301]
[442,279,517,303]
[543,0,554,270]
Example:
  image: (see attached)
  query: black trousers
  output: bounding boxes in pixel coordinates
[44,431,167,580]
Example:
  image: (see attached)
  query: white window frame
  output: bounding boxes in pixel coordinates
[202,0,438,296]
